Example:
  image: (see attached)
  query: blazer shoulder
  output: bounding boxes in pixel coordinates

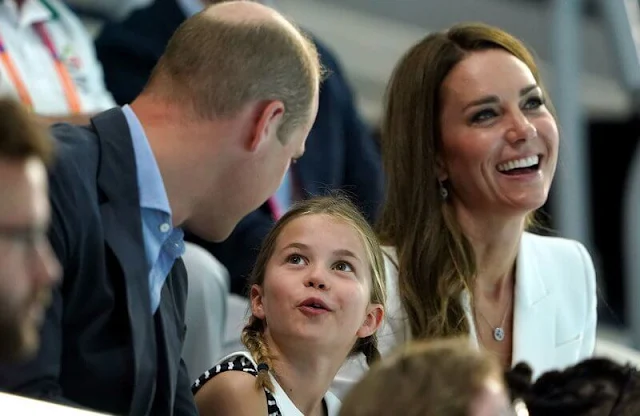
[523,232,592,263]
[50,123,100,178]
[47,123,102,266]
[522,232,596,295]
[49,123,101,209]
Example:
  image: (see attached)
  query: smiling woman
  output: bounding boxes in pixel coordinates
[191,195,386,416]
[368,21,597,381]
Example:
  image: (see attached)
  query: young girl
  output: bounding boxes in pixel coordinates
[192,196,386,416]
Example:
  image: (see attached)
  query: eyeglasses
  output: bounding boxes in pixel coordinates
[0,224,49,250]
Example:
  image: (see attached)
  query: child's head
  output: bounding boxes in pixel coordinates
[242,195,386,390]
[340,337,518,416]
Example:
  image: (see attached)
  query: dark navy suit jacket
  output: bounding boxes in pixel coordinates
[0,109,197,416]
[94,0,384,294]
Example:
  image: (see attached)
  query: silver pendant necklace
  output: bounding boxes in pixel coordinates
[476,295,512,342]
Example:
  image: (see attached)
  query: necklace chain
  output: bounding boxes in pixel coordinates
[475,295,512,342]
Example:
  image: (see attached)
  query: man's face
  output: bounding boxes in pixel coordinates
[0,157,60,362]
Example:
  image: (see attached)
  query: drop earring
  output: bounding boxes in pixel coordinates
[439,180,449,200]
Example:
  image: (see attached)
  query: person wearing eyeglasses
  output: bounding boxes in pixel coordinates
[0,2,321,414]
[0,97,61,363]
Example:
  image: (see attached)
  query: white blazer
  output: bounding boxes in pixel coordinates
[331,232,597,397]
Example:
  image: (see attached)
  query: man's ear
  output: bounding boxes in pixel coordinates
[247,100,285,152]
[356,304,384,339]
[250,284,266,320]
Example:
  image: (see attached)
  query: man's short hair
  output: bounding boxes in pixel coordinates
[340,337,503,416]
[0,98,52,163]
[147,5,321,142]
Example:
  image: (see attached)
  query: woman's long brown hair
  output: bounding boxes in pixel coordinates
[377,22,553,340]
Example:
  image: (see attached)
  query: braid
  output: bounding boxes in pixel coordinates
[241,317,275,392]
[353,335,381,367]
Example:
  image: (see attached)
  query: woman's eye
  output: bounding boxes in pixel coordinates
[333,261,354,273]
[523,96,544,110]
[470,108,497,124]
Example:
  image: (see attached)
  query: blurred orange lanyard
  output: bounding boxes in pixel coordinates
[0,21,81,113]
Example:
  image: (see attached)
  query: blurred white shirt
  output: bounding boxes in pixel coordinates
[0,0,115,116]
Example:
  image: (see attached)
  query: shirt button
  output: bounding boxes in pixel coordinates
[159,223,171,233]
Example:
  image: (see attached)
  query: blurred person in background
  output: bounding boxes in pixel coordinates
[94,0,384,296]
[362,21,597,385]
[340,337,528,416]
[63,0,154,21]
[506,358,640,415]
[0,97,61,363]
[0,2,321,414]
[0,0,116,124]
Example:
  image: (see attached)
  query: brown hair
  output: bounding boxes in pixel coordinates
[377,22,552,340]
[241,195,387,391]
[146,3,321,142]
[340,337,504,416]
[506,359,640,416]
[0,98,52,164]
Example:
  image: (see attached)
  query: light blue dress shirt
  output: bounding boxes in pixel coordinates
[274,169,293,213]
[123,105,185,314]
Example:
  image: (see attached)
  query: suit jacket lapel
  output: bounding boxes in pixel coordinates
[154,263,184,412]
[94,108,156,414]
[511,233,554,378]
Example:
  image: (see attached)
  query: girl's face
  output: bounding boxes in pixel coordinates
[250,214,383,355]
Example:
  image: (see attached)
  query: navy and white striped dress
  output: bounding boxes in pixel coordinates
[192,351,341,416]
[192,352,281,415]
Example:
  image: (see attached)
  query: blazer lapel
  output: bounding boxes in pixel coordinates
[511,233,554,378]
[94,109,156,414]
[154,265,183,413]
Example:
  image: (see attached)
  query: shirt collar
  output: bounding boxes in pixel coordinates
[3,0,56,28]
[122,105,172,216]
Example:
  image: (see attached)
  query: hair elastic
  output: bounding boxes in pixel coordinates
[257,363,269,372]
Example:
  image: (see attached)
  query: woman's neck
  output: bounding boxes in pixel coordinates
[265,334,345,416]
[454,205,525,301]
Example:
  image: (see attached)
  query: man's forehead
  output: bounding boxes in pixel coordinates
[0,158,49,226]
